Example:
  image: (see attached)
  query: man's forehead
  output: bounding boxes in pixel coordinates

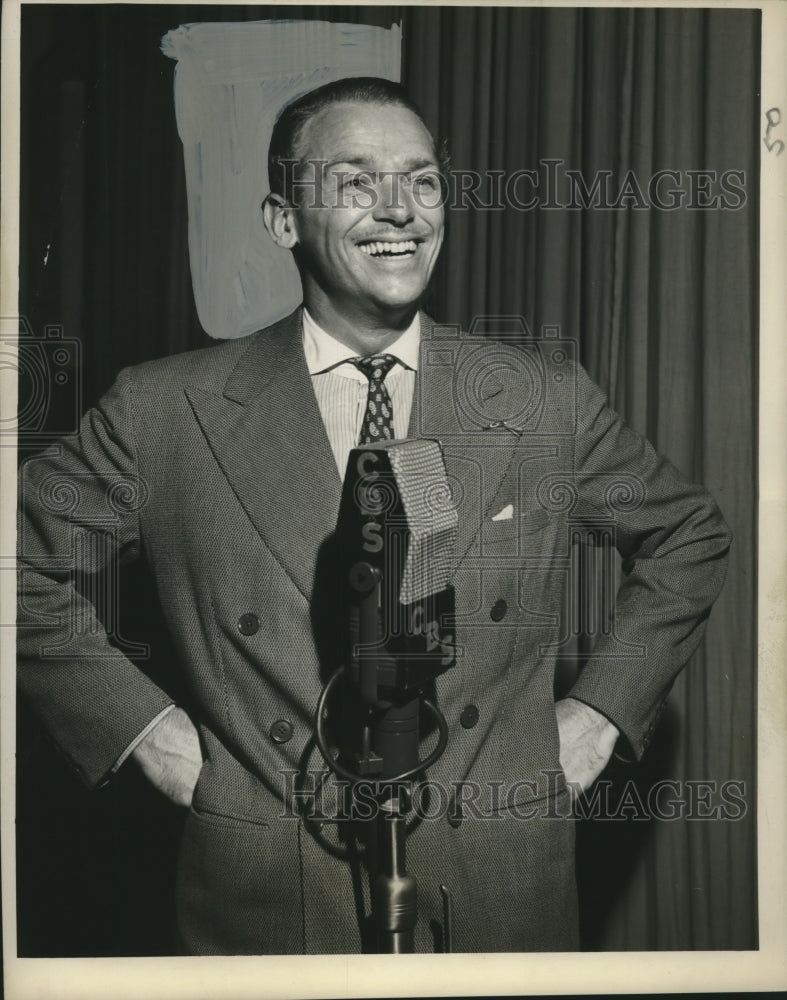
[296,100,438,167]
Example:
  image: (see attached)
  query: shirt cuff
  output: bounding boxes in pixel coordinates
[110,704,176,774]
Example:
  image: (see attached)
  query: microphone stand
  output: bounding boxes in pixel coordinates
[370,703,419,954]
[314,560,449,953]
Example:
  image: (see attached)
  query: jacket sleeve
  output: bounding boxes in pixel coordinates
[17,368,174,789]
[564,363,732,760]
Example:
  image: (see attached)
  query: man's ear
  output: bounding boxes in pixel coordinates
[262,193,299,250]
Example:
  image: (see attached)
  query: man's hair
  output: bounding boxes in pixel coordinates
[267,76,444,200]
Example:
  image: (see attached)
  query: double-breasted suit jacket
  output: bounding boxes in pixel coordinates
[17,308,731,953]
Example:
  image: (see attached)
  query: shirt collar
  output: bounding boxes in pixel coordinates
[302,307,421,377]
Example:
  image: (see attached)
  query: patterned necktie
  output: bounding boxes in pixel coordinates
[348,354,399,444]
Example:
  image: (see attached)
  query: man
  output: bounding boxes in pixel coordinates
[17,77,731,954]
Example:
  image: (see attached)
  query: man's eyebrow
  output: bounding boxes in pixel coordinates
[322,154,441,172]
[403,157,442,172]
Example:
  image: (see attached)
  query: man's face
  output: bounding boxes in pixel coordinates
[287,100,445,321]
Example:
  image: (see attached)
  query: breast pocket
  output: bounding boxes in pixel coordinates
[480,507,551,557]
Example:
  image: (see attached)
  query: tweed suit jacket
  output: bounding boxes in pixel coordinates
[17,308,731,954]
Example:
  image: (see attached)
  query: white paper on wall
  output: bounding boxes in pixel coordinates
[161,20,402,339]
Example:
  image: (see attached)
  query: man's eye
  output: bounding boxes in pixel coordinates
[341,173,374,190]
[412,173,440,191]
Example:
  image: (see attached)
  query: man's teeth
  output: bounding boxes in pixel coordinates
[359,240,418,257]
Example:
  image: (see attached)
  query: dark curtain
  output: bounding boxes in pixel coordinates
[18,6,757,954]
[403,7,758,951]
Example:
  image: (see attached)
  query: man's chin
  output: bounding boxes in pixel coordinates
[364,279,430,315]
[366,294,425,322]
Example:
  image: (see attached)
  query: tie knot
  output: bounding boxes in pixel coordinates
[349,354,399,382]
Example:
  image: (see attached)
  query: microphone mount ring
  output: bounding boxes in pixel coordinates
[314,665,449,786]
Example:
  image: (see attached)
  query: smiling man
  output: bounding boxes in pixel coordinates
[263,92,445,352]
[17,77,731,955]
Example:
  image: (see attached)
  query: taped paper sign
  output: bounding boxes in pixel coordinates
[162,20,401,339]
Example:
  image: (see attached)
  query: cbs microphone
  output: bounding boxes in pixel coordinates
[313,437,458,953]
[337,437,458,777]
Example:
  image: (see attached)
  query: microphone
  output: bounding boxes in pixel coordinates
[314,438,458,953]
[337,438,458,716]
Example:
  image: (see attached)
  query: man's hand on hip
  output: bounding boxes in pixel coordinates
[131,706,202,807]
[555,697,619,796]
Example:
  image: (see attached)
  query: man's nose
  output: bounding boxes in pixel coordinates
[372,172,415,225]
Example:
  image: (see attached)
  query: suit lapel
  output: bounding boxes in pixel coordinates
[186,309,342,601]
[186,309,519,598]
[412,315,521,569]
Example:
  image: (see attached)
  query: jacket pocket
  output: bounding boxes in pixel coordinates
[176,807,302,954]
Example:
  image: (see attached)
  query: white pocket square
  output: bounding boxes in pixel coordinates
[491,504,514,522]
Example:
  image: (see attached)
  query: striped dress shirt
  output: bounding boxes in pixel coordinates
[302,309,419,481]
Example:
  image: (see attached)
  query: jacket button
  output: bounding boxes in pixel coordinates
[238,613,260,635]
[269,719,294,744]
[460,704,479,729]
[490,599,507,622]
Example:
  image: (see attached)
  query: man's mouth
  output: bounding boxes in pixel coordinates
[357,239,420,258]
